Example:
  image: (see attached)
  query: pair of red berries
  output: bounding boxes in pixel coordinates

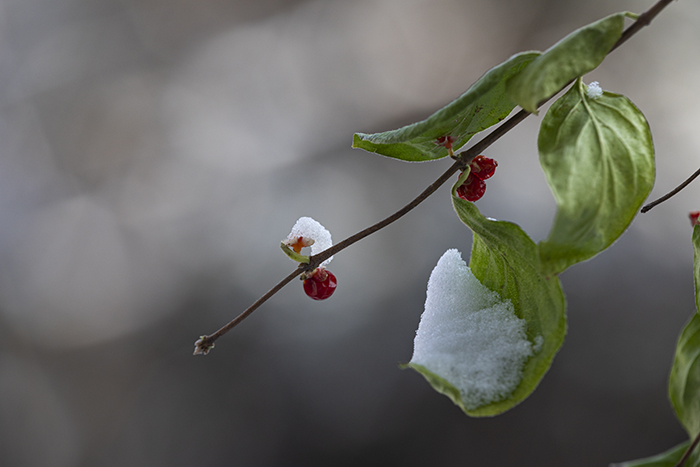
[434,136,498,202]
[456,155,498,202]
[303,267,337,300]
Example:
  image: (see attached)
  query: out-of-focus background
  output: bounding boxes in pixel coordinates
[1,0,698,465]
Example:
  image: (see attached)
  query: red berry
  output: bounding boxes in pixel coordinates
[469,155,498,180]
[303,268,337,300]
[456,174,486,202]
[435,135,456,150]
[690,211,700,227]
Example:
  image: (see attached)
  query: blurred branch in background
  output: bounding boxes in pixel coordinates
[642,166,700,213]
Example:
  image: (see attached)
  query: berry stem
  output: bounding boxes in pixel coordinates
[194,0,675,353]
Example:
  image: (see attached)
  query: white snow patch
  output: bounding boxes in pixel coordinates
[532,335,544,354]
[284,217,333,266]
[410,249,537,410]
[586,81,603,100]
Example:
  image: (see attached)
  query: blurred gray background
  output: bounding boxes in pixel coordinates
[0,0,698,465]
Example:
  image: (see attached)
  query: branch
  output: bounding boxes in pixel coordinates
[308,158,466,267]
[610,0,676,54]
[641,167,700,213]
[675,430,700,467]
[193,265,305,355]
[193,158,467,355]
[194,0,676,353]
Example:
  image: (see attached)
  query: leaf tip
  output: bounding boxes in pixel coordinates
[351,133,364,149]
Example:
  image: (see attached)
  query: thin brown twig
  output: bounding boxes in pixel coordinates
[308,158,466,268]
[194,0,676,353]
[641,167,700,213]
[674,430,700,467]
[610,0,676,54]
[193,265,305,354]
[193,158,467,355]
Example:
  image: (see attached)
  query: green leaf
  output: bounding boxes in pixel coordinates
[410,188,566,417]
[610,440,691,467]
[669,228,700,441]
[694,225,700,312]
[537,79,655,277]
[506,12,629,113]
[280,243,310,263]
[690,447,700,467]
[403,363,465,409]
[352,52,539,162]
[661,227,700,467]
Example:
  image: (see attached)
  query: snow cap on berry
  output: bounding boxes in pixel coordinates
[586,81,603,100]
[410,249,538,410]
[283,217,333,266]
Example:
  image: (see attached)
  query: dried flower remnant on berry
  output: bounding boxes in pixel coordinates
[586,81,603,100]
[288,236,314,253]
[282,217,333,266]
[436,135,457,157]
[435,135,456,150]
[690,211,700,227]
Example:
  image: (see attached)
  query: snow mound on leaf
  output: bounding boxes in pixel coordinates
[586,81,603,100]
[411,249,535,410]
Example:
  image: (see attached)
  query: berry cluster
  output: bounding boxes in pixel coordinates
[456,155,498,202]
[303,267,337,300]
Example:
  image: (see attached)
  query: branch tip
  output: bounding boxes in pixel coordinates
[193,336,215,356]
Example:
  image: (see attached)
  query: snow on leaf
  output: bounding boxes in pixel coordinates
[585,81,603,99]
[410,249,536,410]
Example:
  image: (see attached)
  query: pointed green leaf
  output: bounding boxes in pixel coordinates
[352,52,539,162]
[694,224,700,312]
[537,79,655,277]
[506,12,629,113]
[669,227,700,443]
[408,186,566,417]
[611,440,691,467]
